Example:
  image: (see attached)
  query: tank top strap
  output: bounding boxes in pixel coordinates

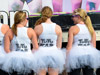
[76,24,87,34]
[76,24,82,34]
[41,23,46,34]
[51,23,56,34]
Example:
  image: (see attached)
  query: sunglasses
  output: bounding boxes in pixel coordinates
[26,18,29,20]
[72,15,80,18]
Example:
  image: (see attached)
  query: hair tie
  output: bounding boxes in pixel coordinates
[85,15,88,18]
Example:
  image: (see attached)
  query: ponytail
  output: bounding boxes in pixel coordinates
[74,8,94,37]
[35,6,53,26]
[85,16,94,36]
[35,16,48,26]
[11,23,17,36]
[11,11,26,36]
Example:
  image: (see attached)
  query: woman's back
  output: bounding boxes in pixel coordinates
[73,24,91,46]
[11,27,31,52]
[39,23,57,47]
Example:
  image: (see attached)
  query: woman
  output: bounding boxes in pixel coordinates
[3,11,38,75]
[0,23,9,74]
[0,23,9,53]
[34,6,65,75]
[66,8,100,75]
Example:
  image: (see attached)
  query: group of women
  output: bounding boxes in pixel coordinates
[0,6,100,75]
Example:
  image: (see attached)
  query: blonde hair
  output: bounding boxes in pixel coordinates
[35,6,53,26]
[12,11,26,36]
[74,8,94,36]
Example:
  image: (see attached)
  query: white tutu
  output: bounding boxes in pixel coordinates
[66,45,100,72]
[0,46,6,54]
[0,46,6,69]
[34,46,65,73]
[61,48,67,60]
[2,51,36,74]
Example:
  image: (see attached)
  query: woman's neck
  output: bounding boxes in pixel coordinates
[78,21,84,24]
[17,24,24,27]
[45,18,53,24]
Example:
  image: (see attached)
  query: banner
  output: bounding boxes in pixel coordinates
[0,0,100,15]
[0,0,100,26]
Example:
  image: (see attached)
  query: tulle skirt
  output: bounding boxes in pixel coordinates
[34,46,65,73]
[0,46,6,54]
[0,46,5,69]
[66,45,100,72]
[2,51,36,74]
[62,48,67,60]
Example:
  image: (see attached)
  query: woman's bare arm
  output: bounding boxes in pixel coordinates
[1,24,9,35]
[28,28,38,51]
[91,29,96,48]
[56,25,62,48]
[4,29,13,53]
[66,26,74,50]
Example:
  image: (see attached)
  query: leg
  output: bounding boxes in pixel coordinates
[62,70,68,75]
[96,68,100,75]
[37,69,46,75]
[68,68,81,75]
[48,68,58,75]
[82,66,94,75]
